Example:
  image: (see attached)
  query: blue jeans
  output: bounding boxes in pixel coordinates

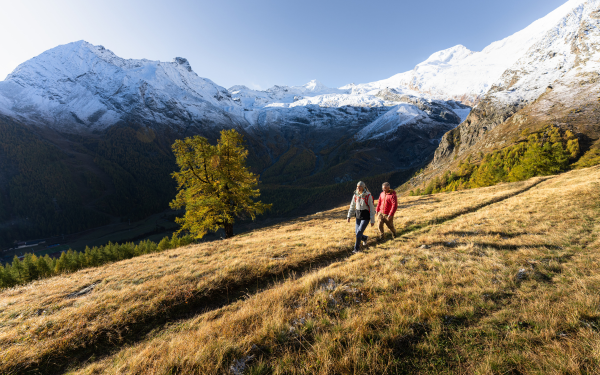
[355,218,370,251]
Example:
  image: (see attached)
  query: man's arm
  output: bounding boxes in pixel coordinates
[389,192,398,217]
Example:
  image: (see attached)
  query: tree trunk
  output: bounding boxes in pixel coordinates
[224,223,234,238]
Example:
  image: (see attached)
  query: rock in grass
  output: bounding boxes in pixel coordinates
[515,268,528,281]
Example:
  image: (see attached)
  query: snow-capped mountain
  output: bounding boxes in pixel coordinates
[228,80,348,108]
[430,0,600,173]
[0,40,465,143]
[348,0,589,104]
[487,0,599,104]
[0,0,596,163]
[0,41,244,131]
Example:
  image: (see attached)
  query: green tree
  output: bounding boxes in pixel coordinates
[11,256,25,282]
[54,252,71,273]
[170,129,272,238]
[0,263,17,288]
[22,254,40,282]
[36,255,53,278]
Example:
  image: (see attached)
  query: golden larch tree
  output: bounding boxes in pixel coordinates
[170,129,271,238]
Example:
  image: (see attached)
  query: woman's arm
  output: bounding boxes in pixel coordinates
[347,195,356,220]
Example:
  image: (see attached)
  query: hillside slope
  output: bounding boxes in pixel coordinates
[1,166,598,374]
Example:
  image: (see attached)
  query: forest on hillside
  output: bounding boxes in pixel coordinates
[0,118,109,247]
[0,118,177,248]
[410,125,599,195]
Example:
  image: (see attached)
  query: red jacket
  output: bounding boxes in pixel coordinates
[376,190,397,216]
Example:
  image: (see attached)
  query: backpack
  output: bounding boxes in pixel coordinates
[355,193,371,212]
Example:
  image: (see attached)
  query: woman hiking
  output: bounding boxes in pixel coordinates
[347,181,376,253]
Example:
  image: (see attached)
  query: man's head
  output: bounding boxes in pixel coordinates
[382,182,390,192]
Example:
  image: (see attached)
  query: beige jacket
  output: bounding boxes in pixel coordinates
[347,190,376,223]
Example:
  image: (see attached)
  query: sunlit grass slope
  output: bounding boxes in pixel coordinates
[1,167,599,374]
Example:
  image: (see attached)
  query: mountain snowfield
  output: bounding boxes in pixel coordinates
[0,0,596,141]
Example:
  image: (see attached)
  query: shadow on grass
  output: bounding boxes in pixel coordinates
[427,241,564,251]
[443,231,542,239]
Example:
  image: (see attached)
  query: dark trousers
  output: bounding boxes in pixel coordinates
[355,218,369,251]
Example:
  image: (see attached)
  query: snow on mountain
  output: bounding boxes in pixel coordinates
[228,79,349,108]
[0,40,243,131]
[355,104,426,141]
[488,0,600,105]
[430,0,600,173]
[226,0,594,139]
[0,0,595,143]
[350,0,589,104]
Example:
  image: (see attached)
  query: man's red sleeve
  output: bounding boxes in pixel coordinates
[376,193,382,212]
[390,193,398,216]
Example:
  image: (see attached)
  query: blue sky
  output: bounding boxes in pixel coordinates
[0,0,567,89]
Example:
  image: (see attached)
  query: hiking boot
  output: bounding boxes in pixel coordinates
[361,235,368,246]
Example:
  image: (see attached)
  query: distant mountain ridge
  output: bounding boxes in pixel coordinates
[0,0,592,136]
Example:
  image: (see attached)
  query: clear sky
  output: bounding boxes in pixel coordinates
[0,0,568,90]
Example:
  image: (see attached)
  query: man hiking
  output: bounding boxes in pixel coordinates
[347,181,375,253]
[376,182,397,239]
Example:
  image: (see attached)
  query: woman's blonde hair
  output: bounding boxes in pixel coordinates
[356,181,369,193]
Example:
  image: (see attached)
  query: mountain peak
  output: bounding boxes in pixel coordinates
[419,45,474,66]
[0,40,237,131]
[302,79,327,92]
[173,57,193,72]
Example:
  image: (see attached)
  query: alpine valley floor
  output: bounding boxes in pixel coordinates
[1,166,599,374]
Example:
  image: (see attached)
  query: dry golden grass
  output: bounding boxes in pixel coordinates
[2,168,599,374]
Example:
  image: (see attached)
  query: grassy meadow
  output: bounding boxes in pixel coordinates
[1,166,599,374]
